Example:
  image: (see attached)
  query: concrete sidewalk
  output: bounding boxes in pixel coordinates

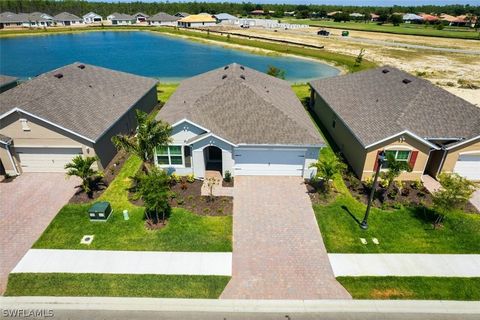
[329,254,480,277]
[12,249,231,276]
[1,297,479,320]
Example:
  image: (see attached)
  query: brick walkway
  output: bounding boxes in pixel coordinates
[220,176,351,300]
[201,170,234,197]
[0,173,79,294]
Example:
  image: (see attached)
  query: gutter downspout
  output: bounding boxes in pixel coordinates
[5,143,19,175]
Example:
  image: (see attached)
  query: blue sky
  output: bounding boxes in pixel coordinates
[89,0,480,5]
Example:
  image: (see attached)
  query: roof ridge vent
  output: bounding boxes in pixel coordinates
[382,69,390,74]
[240,65,245,70]
[224,65,229,70]
[222,75,227,80]
[78,64,85,69]
[54,73,63,79]
[240,75,245,80]
[402,79,412,84]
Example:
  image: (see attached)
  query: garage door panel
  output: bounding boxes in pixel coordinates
[453,153,480,181]
[234,149,305,176]
[16,147,83,173]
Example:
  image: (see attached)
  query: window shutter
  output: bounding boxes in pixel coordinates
[409,151,418,169]
[373,151,381,171]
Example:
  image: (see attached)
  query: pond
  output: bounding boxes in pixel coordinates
[0,31,339,82]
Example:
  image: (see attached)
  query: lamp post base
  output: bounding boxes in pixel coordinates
[360,221,368,230]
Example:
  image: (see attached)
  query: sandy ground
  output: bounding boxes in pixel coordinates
[214,26,480,105]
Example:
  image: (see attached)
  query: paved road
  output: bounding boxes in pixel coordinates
[1,297,479,320]
[221,176,351,300]
[0,173,79,294]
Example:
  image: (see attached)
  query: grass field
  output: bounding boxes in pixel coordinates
[285,20,480,40]
[33,155,232,252]
[5,273,230,298]
[337,277,480,300]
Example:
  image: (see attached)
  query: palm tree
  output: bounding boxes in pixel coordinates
[112,109,172,168]
[309,153,347,193]
[65,156,102,196]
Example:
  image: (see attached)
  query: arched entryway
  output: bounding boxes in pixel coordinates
[204,145,222,173]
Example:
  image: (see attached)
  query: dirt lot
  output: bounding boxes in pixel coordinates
[215,26,480,105]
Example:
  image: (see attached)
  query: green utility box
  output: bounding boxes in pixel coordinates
[342,30,349,36]
[88,202,112,221]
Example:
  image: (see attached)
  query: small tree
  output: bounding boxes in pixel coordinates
[266,65,286,79]
[136,168,171,226]
[380,152,412,190]
[431,173,477,227]
[309,153,347,193]
[65,156,102,196]
[112,109,172,168]
[354,48,366,67]
[389,14,403,26]
[206,176,220,202]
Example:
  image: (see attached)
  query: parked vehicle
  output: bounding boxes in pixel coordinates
[342,30,350,36]
[317,29,330,36]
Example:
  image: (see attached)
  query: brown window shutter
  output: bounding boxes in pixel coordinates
[409,151,419,169]
[373,151,381,171]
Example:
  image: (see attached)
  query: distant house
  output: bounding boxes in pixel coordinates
[0,75,18,93]
[419,13,439,23]
[439,13,457,23]
[309,66,480,181]
[250,10,265,15]
[402,13,424,23]
[156,64,323,179]
[214,13,238,24]
[53,12,83,26]
[177,14,216,28]
[327,11,342,17]
[147,12,179,26]
[349,13,364,19]
[107,13,135,25]
[0,63,158,175]
[83,12,102,24]
[134,12,149,23]
[0,12,25,29]
[25,12,53,27]
[175,12,190,18]
[370,13,380,21]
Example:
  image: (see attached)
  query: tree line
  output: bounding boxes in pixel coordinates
[1,0,479,18]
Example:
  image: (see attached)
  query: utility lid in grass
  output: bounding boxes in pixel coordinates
[88,201,112,214]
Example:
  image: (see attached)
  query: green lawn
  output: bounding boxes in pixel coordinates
[157,83,179,103]
[284,19,480,40]
[337,277,480,300]
[33,155,232,252]
[5,273,229,299]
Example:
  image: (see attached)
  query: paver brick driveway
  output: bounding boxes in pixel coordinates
[0,173,79,293]
[221,176,351,300]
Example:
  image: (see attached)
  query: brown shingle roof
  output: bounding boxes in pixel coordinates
[309,66,480,148]
[0,63,157,142]
[53,12,82,21]
[147,12,178,22]
[157,63,323,146]
[0,75,18,88]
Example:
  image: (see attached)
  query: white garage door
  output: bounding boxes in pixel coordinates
[234,148,305,176]
[16,147,83,173]
[453,153,480,180]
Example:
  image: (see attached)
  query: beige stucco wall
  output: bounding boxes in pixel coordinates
[311,91,367,178]
[364,135,431,181]
[442,139,480,174]
[0,112,94,173]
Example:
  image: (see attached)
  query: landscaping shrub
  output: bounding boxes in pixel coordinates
[224,170,232,183]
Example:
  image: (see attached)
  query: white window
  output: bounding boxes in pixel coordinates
[20,119,30,131]
[156,145,183,166]
[385,150,411,162]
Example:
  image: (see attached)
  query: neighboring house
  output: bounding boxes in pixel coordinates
[309,66,480,182]
[147,12,179,26]
[134,12,149,23]
[0,63,158,175]
[174,12,190,18]
[370,13,380,21]
[0,12,25,29]
[53,12,83,26]
[107,13,135,25]
[83,12,102,23]
[214,13,238,24]
[177,14,216,28]
[250,10,265,15]
[419,13,439,23]
[403,13,424,23]
[156,63,324,179]
[25,12,53,27]
[349,13,364,19]
[0,75,19,93]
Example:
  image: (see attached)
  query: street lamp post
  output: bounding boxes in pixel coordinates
[360,151,385,230]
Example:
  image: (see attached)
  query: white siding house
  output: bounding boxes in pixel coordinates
[83,12,102,23]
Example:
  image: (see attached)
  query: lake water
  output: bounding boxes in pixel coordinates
[0,31,339,82]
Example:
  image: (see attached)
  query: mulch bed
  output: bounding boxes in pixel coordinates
[129,179,233,216]
[305,179,339,205]
[68,151,128,204]
[222,178,234,188]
